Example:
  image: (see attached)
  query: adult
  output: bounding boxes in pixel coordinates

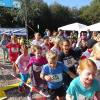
[0,34,9,63]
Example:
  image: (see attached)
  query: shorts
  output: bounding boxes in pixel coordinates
[19,73,29,86]
[48,85,66,100]
[9,56,18,63]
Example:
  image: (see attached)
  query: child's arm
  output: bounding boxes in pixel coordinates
[40,73,52,82]
[66,94,73,100]
[95,92,100,100]
[14,63,19,74]
[67,71,76,79]
[25,58,34,71]
[25,62,33,71]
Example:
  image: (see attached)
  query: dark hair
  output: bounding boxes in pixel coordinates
[62,39,70,45]
[87,39,97,49]
[43,36,49,40]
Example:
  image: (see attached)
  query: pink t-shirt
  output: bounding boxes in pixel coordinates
[15,54,30,74]
[27,56,47,72]
[41,43,49,55]
[51,47,60,55]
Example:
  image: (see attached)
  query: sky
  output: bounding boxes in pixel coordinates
[43,0,92,8]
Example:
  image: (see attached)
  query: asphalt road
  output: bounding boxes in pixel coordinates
[0,48,47,100]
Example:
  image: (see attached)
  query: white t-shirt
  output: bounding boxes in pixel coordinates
[51,47,60,55]
[41,43,49,55]
[15,54,30,74]
[31,39,43,46]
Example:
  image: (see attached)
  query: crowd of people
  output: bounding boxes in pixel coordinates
[0,29,100,100]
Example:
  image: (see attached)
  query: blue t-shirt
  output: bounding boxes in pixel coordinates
[41,61,69,89]
[66,76,100,100]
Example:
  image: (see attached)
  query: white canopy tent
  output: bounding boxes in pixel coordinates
[80,22,100,31]
[0,28,27,36]
[58,22,87,32]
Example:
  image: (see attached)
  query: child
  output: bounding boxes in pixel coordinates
[40,50,76,100]
[89,42,100,86]
[27,45,47,86]
[29,45,35,57]
[41,36,50,56]
[6,35,21,75]
[15,45,30,93]
[89,42,100,100]
[26,45,47,100]
[81,39,97,59]
[0,34,9,63]
[58,39,79,86]
[66,59,100,100]
[50,37,61,55]
[31,32,42,46]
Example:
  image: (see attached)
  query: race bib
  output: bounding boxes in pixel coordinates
[32,64,42,72]
[78,94,94,100]
[50,73,63,82]
[2,45,6,48]
[63,57,77,67]
[11,48,18,52]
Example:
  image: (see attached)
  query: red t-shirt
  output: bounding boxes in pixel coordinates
[6,42,21,62]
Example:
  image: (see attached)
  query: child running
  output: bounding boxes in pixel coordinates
[66,59,100,100]
[40,50,76,100]
[15,45,30,93]
[6,35,21,75]
[0,34,9,63]
[26,45,47,100]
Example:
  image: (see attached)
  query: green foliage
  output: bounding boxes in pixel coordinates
[79,0,100,25]
[0,0,100,36]
[0,7,15,27]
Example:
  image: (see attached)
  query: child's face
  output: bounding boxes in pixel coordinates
[44,38,49,44]
[21,48,28,55]
[62,41,70,53]
[94,48,100,60]
[48,59,57,68]
[34,49,42,57]
[35,34,41,40]
[80,68,96,87]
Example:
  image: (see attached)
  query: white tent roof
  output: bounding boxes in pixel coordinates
[58,22,87,32]
[80,22,100,31]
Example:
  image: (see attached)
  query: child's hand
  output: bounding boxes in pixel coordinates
[44,75,52,82]
[25,67,28,71]
[16,68,19,74]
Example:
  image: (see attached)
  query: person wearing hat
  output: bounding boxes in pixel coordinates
[80,39,97,60]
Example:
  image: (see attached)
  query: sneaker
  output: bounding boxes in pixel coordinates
[27,96,32,100]
[18,86,25,93]
[27,92,32,100]
[23,84,27,89]
[39,89,50,98]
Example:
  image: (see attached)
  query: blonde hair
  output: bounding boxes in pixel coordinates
[77,59,97,72]
[92,42,100,53]
[53,37,61,44]
[33,45,42,51]
[46,50,58,61]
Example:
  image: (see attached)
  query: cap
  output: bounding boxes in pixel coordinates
[87,39,97,48]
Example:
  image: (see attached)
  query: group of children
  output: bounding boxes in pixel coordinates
[0,31,100,100]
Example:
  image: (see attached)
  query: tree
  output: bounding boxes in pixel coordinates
[79,0,100,25]
[0,7,15,27]
[49,2,72,30]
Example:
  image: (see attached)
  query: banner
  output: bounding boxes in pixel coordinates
[0,28,27,36]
